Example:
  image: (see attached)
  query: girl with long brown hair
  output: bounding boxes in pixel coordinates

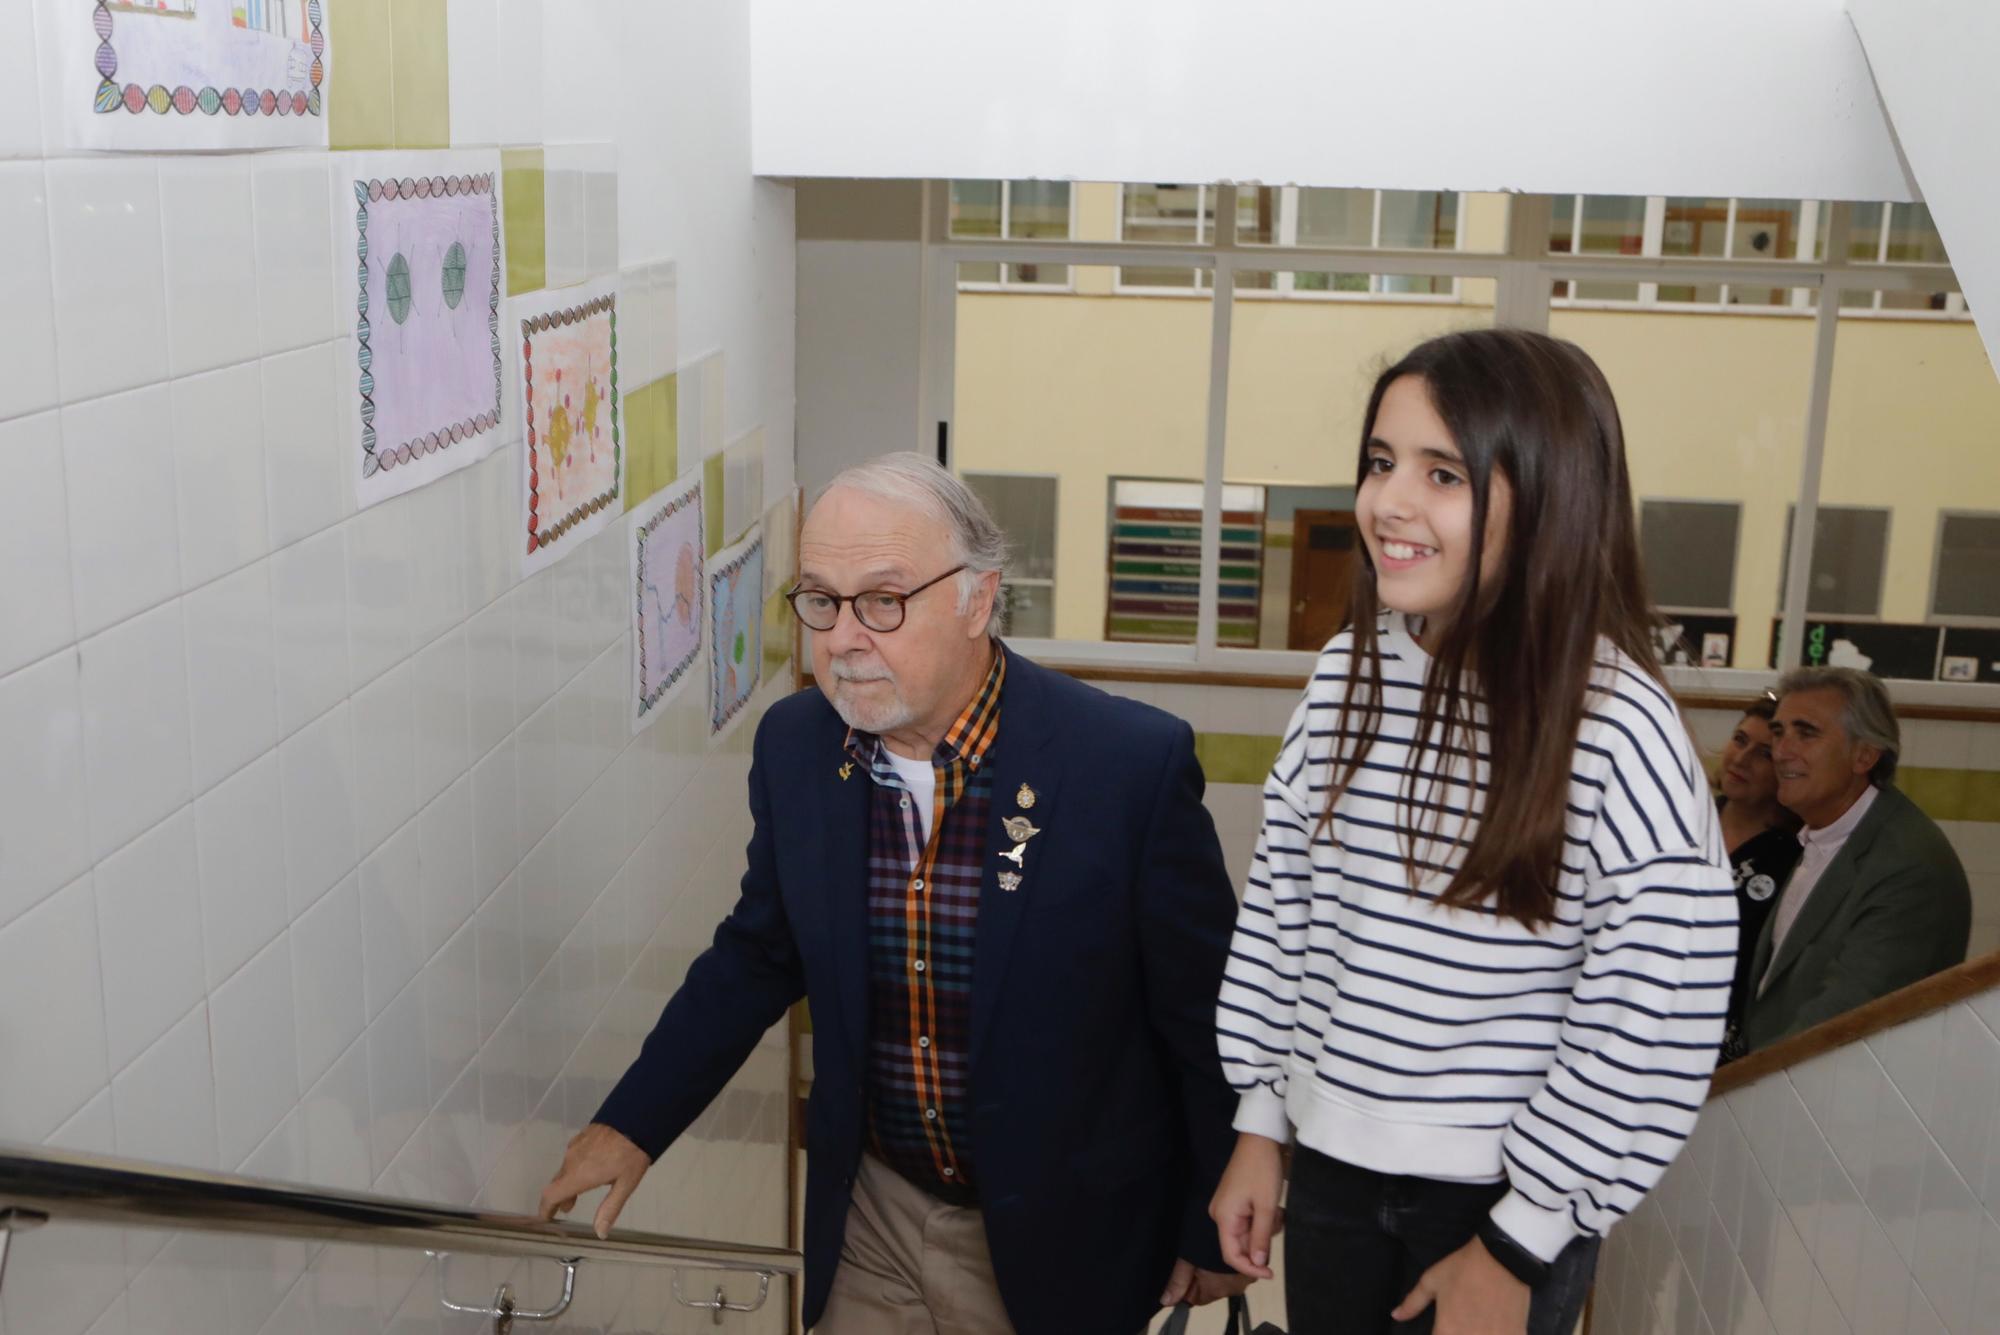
[1211,329,1737,1335]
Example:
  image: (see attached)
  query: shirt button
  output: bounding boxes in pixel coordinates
[913,878,925,891]
[925,1108,938,1121]
[942,1166,956,1177]
[918,1036,930,1049]
[900,797,911,810]
[914,960,926,973]
[969,756,980,768]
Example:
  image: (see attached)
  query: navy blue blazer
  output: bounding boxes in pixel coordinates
[595,650,1241,1333]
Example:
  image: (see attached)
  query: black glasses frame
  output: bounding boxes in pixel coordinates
[786,565,969,633]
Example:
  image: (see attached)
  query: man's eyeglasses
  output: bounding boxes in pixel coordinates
[786,565,967,633]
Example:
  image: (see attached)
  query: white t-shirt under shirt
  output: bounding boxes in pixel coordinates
[1760,782,1879,990]
[883,748,937,844]
[1216,613,1737,1263]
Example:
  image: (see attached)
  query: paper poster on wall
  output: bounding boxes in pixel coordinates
[337,153,506,510]
[65,0,331,150]
[514,276,623,576]
[709,527,764,737]
[629,475,704,735]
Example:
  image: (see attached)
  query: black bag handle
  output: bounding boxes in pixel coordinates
[1160,1294,1260,1335]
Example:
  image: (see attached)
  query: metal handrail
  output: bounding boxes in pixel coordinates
[0,1142,800,1276]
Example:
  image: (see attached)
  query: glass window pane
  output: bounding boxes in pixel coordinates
[1553,284,1818,669]
[1007,181,1070,239]
[1106,480,1266,646]
[959,260,1002,285]
[1810,287,2000,678]
[1577,195,1647,256]
[1379,191,1458,250]
[950,180,1001,239]
[1641,501,1740,611]
[1297,188,1374,248]
[1004,261,1069,287]
[1223,269,1493,653]
[1661,198,1728,258]
[962,474,1058,582]
[1883,202,1949,264]
[1847,202,1888,261]
[954,261,1212,644]
[1237,186,1281,245]
[1779,506,1889,617]
[1548,195,1578,254]
[1122,183,1205,243]
[1934,514,2000,620]
[999,583,1055,638]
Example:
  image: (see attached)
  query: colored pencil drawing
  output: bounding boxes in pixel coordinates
[709,529,765,736]
[630,476,704,732]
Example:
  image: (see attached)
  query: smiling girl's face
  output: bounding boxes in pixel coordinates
[1356,375,1512,644]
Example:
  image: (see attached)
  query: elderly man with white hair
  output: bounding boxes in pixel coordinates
[541,453,1248,1333]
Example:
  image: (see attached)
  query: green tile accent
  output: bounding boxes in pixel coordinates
[327,0,396,150]
[663,373,682,478]
[1193,732,1283,787]
[501,149,546,296]
[763,589,793,679]
[1899,767,2000,824]
[390,0,450,148]
[621,377,676,513]
[703,453,726,556]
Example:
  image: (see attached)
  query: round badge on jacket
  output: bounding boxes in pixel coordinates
[1746,873,1777,902]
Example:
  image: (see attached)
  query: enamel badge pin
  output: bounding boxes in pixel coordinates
[998,871,1023,892]
[838,761,854,781]
[1016,784,1037,809]
[1001,816,1041,844]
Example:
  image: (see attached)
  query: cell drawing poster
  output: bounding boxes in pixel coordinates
[709,527,764,737]
[338,152,506,510]
[67,0,331,150]
[514,277,624,576]
[629,474,704,735]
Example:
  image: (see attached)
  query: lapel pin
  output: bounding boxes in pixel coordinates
[838,761,854,781]
[1016,784,1037,809]
[999,843,1026,867]
[998,870,1022,893]
[1001,816,1041,844]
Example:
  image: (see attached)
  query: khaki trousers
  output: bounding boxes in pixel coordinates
[813,1154,1016,1335]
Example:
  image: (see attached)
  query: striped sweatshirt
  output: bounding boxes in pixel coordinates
[1217,614,1736,1263]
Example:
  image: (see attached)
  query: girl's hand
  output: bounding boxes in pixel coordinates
[1208,1132,1285,1279]
[1391,1237,1530,1334]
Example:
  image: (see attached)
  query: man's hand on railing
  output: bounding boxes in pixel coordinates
[538,1124,651,1239]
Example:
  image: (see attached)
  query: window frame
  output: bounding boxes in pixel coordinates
[1929,509,2000,627]
[920,183,1996,705]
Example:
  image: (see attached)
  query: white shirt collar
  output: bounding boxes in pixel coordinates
[1798,782,1879,851]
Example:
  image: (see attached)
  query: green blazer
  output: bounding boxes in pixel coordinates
[1744,784,1970,1051]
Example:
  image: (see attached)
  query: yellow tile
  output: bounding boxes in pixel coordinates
[663,373,681,478]
[327,0,395,151]
[621,378,673,513]
[704,453,726,556]
[390,0,450,148]
[501,149,545,295]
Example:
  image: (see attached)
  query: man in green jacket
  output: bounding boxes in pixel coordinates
[1743,666,1971,1052]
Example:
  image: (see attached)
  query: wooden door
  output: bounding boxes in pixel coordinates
[1288,509,1360,651]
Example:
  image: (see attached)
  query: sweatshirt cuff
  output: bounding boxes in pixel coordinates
[1231,1086,1293,1145]
[1489,1188,1580,1265]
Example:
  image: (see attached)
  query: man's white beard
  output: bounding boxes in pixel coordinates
[826,661,915,735]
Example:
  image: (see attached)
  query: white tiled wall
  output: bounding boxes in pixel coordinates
[1593,989,2000,1335]
[0,1,796,1332]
